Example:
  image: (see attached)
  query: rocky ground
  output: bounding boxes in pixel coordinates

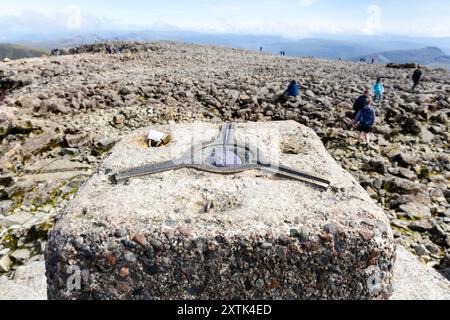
[0,41,449,289]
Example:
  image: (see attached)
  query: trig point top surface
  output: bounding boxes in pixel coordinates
[56,121,391,239]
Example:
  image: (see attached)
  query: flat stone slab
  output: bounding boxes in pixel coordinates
[0,211,33,228]
[0,260,47,300]
[390,246,450,300]
[46,121,395,300]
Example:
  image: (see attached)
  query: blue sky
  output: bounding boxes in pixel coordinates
[1,0,450,40]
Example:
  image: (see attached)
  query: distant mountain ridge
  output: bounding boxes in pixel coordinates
[8,30,450,68]
[23,32,434,60]
[0,44,48,60]
[355,47,450,68]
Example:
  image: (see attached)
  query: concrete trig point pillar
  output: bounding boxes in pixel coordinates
[45,121,396,300]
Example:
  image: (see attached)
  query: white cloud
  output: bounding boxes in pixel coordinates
[1,2,449,41]
[206,4,242,12]
[0,8,112,38]
[297,0,317,7]
[363,4,382,35]
[161,18,348,38]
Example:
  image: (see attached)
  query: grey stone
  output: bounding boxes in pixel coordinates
[95,137,118,150]
[73,237,84,249]
[10,248,31,262]
[420,129,435,143]
[298,227,311,242]
[373,178,383,190]
[260,242,272,249]
[414,245,429,256]
[399,202,432,220]
[124,252,137,262]
[402,118,422,135]
[409,221,434,232]
[114,227,128,238]
[0,255,12,272]
[22,131,64,156]
[65,133,91,148]
[0,211,33,228]
[426,243,441,255]
[0,175,14,187]
[0,200,14,215]
[0,248,11,257]
[384,175,421,194]
[398,168,417,180]
[363,160,386,174]
[390,152,419,167]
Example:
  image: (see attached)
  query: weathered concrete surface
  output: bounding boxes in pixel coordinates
[2,245,447,300]
[46,121,396,300]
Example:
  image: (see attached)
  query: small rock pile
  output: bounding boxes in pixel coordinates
[0,41,449,281]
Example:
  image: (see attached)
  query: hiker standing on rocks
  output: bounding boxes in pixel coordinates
[372,78,385,103]
[412,67,423,92]
[0,78,11,103]
[371,56,376,64]
[353,90,369,119]
[353,99,376,148]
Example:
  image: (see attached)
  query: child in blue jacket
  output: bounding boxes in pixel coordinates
[372,78,385,103]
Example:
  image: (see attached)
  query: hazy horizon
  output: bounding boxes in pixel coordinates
[1,0,450,43]
[2,0,450,68]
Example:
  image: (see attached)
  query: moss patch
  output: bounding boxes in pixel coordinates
[1,230,19,250]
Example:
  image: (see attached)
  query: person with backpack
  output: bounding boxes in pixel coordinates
[372,78,385,103]
[353,90,369,119]
[353,99,376,147]
[284,80,299,98]
[412,67,422,92]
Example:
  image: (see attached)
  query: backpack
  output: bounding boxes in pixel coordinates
[413,70,422,81]
[359,107,375,128]
[287,82,299,97]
